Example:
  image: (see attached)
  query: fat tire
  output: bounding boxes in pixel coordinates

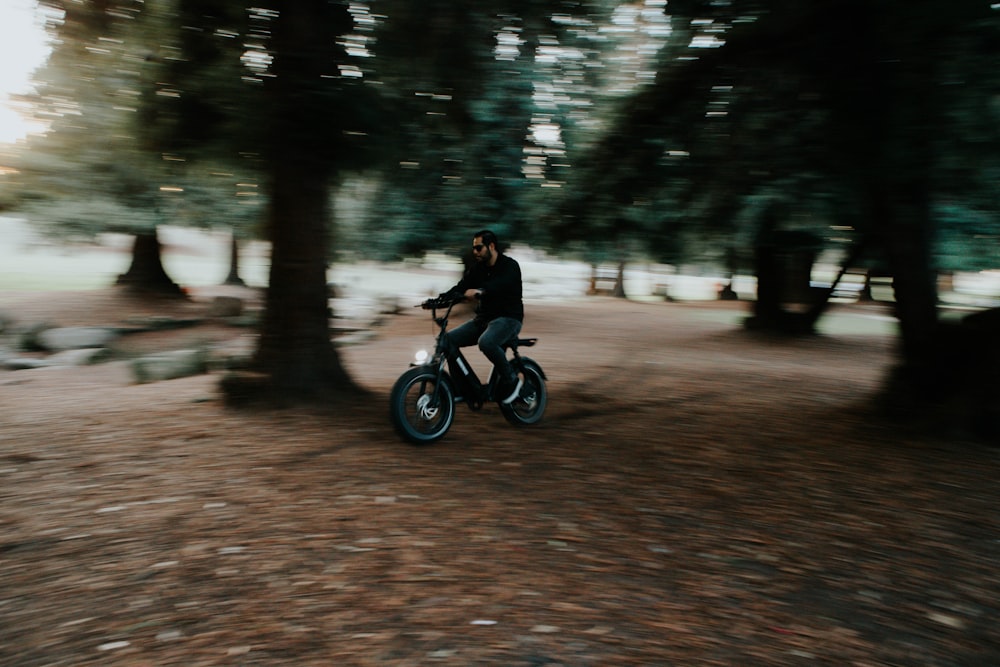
[500,359,547,426]
[390,367,455,444]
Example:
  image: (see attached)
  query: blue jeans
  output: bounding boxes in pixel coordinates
[445,316,522,383]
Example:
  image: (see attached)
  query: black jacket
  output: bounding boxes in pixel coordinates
[447,253,524,323]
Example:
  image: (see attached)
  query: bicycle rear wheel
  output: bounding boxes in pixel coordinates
[390,367,455,444]
[500,360,547,426]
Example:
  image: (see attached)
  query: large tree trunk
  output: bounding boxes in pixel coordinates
[243,161,356,401]
[879,189,940,395]
[116,228,185,296]
[222,0,359,405]
[878,186,998,440]
[867,18,948,406]
[864,28,995,437]
[746,208,818,335]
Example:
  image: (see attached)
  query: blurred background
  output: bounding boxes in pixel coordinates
[0,0,997,414]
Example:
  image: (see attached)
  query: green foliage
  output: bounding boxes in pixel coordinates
[558,0,1000,275]
[4,0,997,275]
[0,0,267,243]
[935,203,1000,273]
[354,1,627,259]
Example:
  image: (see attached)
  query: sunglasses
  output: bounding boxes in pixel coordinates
[472,244,486,252]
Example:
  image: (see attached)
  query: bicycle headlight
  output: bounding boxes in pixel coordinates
[414,349,429,365]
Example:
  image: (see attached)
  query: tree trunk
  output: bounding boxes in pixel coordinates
[718,247,739,300]
[221,0,359,405]
[869,16,998,439]
[236,160,357,402]
[116,228,185,296]
[870,27,947,409]
[876,186,995,439]
[751,238,782,325]
[613,261,627,299]
[858,270,874,302]
[805,234,871,325]
[883,198,939,372]
[222,229,245,286]
[878,185,942,401]
[746,210,816,334]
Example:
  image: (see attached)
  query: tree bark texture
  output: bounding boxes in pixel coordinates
[248,161,356,400]
[225,0,359,404]
[868,23,944,403]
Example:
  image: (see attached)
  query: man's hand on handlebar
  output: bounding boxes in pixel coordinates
[421,294,458,310]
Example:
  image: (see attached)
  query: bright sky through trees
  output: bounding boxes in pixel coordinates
[0,0,51,144]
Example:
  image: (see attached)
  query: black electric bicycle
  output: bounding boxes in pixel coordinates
[389,294,547,444]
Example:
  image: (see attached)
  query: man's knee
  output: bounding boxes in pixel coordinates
[477,337,489,352]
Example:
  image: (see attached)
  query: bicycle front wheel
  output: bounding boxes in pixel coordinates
[390,367,455,444]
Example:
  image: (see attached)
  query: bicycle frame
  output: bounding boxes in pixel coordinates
[421,300,499,410]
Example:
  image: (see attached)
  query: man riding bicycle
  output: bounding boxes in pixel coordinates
[438,230,526,405]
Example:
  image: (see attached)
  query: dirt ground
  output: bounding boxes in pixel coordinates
[1,288,998,666]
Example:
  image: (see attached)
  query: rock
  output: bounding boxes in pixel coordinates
[3,357,51,370]
[206,337,255,371]
[36,326,119,352]
[17,322,55,351]
[122,316,204,332]
[46,348,111,366]
[2,347,109,369]
[131,349,208,384]
[206,296,244,318]
[0,309,14,334]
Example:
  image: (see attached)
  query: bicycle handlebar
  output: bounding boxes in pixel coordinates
[420,294,464,310]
